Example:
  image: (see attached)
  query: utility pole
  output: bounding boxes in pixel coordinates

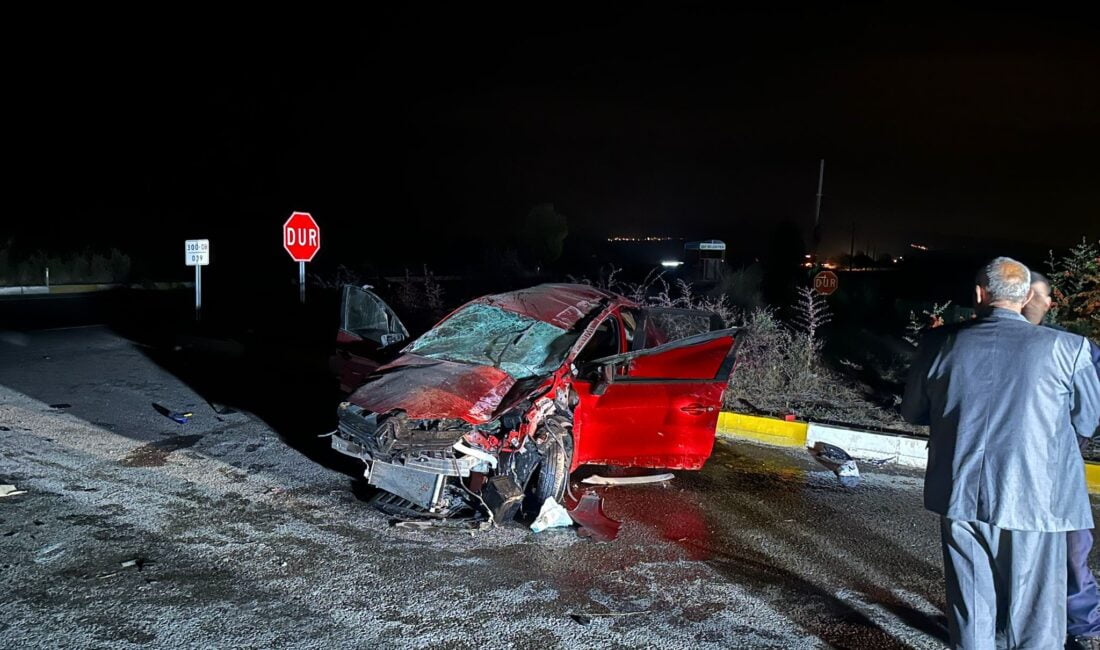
[812,159,825,254]
[814,159,825,229]
[849,221,856,270]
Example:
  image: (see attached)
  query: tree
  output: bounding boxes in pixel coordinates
[1048,237,1100,341]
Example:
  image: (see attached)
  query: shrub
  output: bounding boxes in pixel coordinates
[0,245,131,285]
[1048,238,1100,341]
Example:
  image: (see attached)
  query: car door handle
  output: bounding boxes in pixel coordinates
[680,404,714,415]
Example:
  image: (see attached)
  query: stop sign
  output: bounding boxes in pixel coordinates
[813,270,839,296]
[283,212,321,262]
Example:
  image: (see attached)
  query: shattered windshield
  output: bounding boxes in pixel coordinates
[406,304,577,379]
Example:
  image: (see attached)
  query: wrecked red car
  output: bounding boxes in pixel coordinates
[329,283,740,521]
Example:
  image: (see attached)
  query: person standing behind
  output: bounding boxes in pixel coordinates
[1024,271,1100,650]
[902,257,1100,649]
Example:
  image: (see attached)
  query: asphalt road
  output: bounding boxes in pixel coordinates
[0,323,1090,649]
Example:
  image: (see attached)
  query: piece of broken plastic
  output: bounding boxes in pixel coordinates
[581,473,674,486]
[152,402,193,424]
[0,484,28,498]
[837,459,860,487]
[568,491,622,542]
[530,497,573,533]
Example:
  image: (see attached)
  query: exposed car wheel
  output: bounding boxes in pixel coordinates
[523,420,573,516]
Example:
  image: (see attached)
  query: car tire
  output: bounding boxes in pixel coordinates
[528,423,573,508]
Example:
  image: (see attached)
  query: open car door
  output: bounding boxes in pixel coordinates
[632,307,725,350]
[332,285,409,394]
[572,325,739,471]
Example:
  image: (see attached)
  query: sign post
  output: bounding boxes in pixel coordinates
[299,261,305,303]
[185,239,210,318]
[813,270,839,296]
[283,212,321,303]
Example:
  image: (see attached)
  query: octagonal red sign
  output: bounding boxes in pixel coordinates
[813,270,839,296]
[283,212,320,262]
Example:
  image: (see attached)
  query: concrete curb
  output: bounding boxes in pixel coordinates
[716,411,1100,494]
[807,423,929,469]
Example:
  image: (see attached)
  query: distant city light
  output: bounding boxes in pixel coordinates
[660,260,684,268]
[909,243,928,251]
[607,236,682,242]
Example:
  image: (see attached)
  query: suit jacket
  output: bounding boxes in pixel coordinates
[902,308,1100,531]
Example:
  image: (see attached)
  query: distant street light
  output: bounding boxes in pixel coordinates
[661,260,683,268]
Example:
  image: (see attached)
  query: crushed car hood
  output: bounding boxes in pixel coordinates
[347,354,517,424]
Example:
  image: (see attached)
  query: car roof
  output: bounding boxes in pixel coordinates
[474,283,634,330]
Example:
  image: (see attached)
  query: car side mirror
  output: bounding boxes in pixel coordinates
[591,363,615,396]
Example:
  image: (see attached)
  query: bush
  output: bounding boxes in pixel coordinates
[572,266,918,430]
[0,244,131,285]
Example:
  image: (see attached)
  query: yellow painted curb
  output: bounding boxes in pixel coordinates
[716,412,808,448]
[1085,463,1100,495]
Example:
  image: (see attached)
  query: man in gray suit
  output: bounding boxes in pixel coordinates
[903,257,1100,649]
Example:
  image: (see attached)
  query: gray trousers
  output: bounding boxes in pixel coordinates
[940,517,1067,649]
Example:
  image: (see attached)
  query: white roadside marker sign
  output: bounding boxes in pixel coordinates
[185,239,210,315]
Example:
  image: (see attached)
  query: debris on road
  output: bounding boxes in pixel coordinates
[809,441,861,487]
[121,558,148,570]
[581,473,675,486]
[569,610,651,625]
[152,402,193,424]
[208,400,237,415]
[392,520,434,530]
[530,497,573,533]
[569,491,621,542]
[0,484,28,497]
[34,543,64,563]
[390,518,489,532]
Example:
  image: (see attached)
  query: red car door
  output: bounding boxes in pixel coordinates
[572,327,739,471]
[331,285,409,393]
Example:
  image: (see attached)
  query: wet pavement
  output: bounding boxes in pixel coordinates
[1,326,1096,648]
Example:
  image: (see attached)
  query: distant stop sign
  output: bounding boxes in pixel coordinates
[283,212,320,262]
[813,270,839,296]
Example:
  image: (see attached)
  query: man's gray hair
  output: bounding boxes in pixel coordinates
[976,257,1032,303]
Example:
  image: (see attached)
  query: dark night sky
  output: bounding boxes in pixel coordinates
[12,6,1100,274]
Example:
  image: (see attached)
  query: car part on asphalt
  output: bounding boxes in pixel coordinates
[809,441,861,487]
[0,484,27,498]
[481,475,524,522]
[581,473,675,486]
[151,402,192,424]
[569,491,622,542]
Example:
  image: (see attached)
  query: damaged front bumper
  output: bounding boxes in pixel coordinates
[331,403,493,511]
